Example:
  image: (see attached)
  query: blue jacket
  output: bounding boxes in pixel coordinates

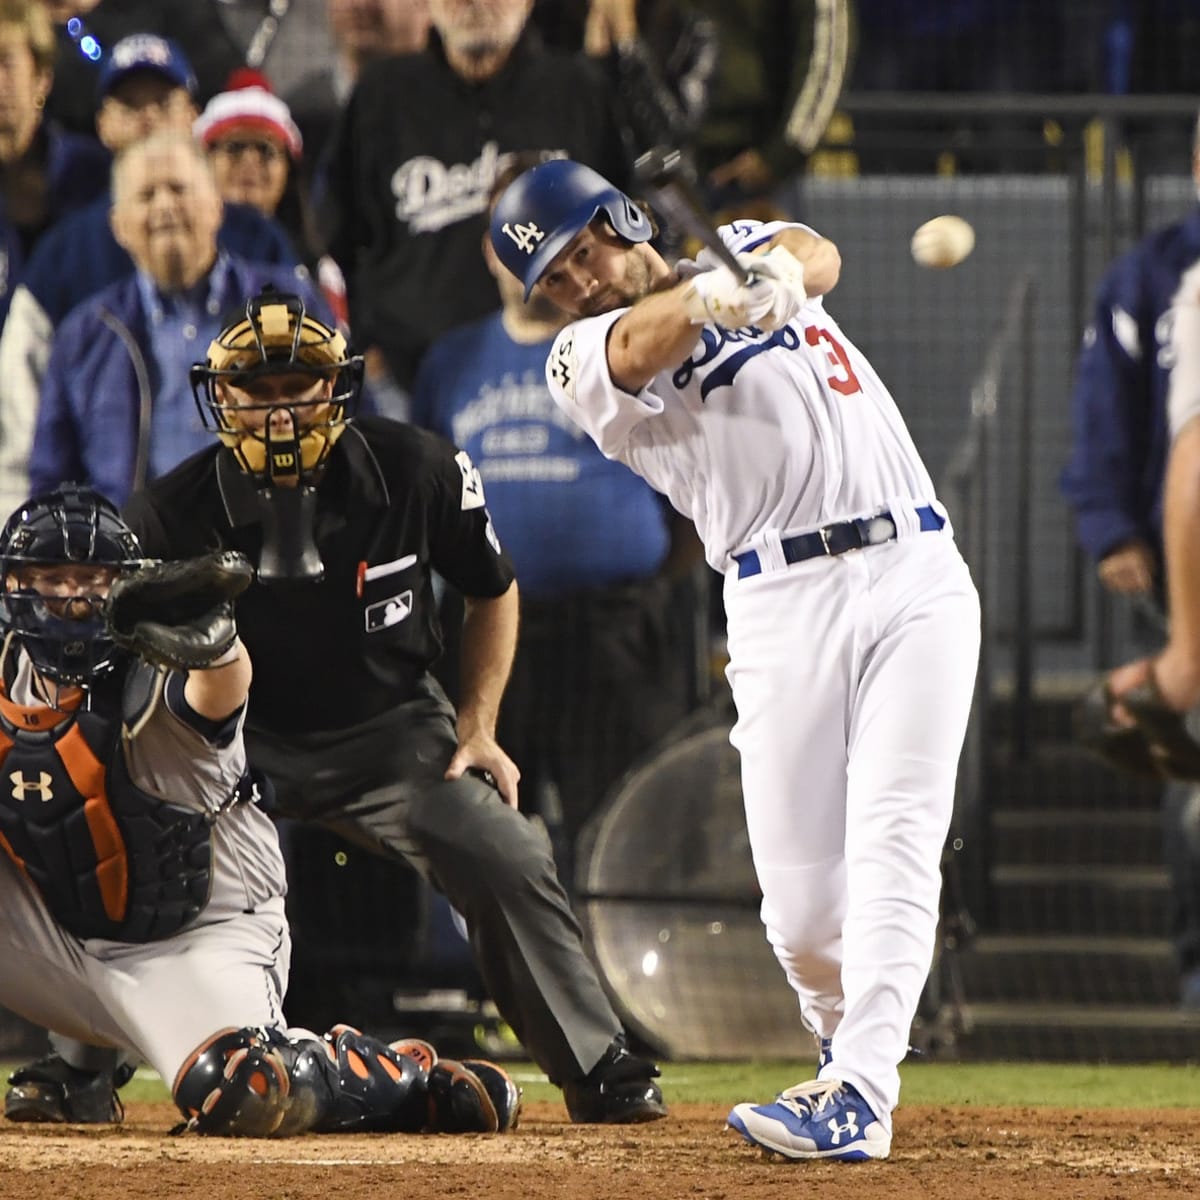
[30,255,330,509]
[0,122,110,326]
[1059,208,1200,569]
[20,192,299,326]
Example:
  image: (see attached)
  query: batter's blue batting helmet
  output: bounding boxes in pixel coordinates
[490,159,653,298]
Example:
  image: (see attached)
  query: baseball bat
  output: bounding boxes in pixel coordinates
[633,146,752,283]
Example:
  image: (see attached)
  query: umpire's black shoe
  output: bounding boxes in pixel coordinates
[5,1055,129,1124]
[563,1036,668,1124]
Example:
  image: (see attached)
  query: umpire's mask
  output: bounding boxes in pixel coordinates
[190,290,363,582]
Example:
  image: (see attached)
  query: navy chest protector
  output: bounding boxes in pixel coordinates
[0,672,214,942]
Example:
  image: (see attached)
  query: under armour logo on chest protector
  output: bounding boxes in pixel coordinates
[10,771,53,801]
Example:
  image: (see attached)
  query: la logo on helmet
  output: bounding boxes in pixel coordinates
[501,221,545,255]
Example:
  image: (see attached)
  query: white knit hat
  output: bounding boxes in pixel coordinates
[194,71,303,161]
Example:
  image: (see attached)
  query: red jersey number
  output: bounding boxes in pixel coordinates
[805,325,862,396]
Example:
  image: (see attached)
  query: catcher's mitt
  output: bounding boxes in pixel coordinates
[1074,676,1200,781]
[106,551,254,671]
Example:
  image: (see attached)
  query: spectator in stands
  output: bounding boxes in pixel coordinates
[11,35,301,333]
[683,0,852,208]
[411,154,699,886]
[285,0,431,171]
[43,1,252,133]
[0,133,329,514]
[196,70,352,333]
[0,34,308,500]
[1062,114,1200,1008]
[0,0,110,328]
[532,0,718,183]
[201,0,341,99]
[194,71,317,264]
[321,0,629,414]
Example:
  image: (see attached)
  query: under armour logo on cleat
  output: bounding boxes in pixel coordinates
[827,1112,859,1144]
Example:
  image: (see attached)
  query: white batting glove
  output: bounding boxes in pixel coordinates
[681,253,776,329]
[748,246,807,332]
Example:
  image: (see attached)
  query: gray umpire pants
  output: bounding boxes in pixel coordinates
[244,674,621,1084]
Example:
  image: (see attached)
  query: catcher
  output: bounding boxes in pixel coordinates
[0,483,519,1136]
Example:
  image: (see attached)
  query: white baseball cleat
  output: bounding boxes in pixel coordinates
[727,1077,891,1162]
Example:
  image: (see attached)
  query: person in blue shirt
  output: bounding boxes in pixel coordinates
[1061,114,1200,1008]
[411,156,699,887]
[0,132,330,514]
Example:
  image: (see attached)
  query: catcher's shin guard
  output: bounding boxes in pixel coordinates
[173,1025,428,1136]
[392,1038,521,1133]
[173,1027,295,1136]
[309,1025,429,1133]
[173,1026,519,1137]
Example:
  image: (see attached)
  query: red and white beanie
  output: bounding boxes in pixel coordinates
[194,69,303,161]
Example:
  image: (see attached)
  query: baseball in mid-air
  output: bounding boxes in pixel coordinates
[910,215,975,269]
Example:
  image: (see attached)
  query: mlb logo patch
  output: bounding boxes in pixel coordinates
[365,590,413,631]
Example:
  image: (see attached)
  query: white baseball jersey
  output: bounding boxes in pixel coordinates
[545,219,944,570]
[1168,259,1200,438]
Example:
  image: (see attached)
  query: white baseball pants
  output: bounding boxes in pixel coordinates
[723,531,980,1128]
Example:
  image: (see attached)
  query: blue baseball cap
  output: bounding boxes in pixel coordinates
[97,34,197,100]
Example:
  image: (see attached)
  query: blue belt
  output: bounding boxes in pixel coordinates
[733,505,944,579]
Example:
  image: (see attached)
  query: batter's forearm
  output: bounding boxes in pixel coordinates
[607,287,705,392]
[456,583,519,738]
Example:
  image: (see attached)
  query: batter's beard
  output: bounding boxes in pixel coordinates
[524,291,562,324]
[581,254,655,317]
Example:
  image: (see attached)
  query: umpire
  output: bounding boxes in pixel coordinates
[5,289,664,1127]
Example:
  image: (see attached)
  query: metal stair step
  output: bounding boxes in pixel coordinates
[987,744,1163,810]
[956,1003,1200,1062]
[986,864,1170,935]
[957,934,1181,1006]
[990,808,1162,866]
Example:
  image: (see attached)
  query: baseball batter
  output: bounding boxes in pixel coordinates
[0,484,519,1136]
[491,160,981,1161]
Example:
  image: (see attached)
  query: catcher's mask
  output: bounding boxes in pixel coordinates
[0,484,145,687]
[190,290,363,487]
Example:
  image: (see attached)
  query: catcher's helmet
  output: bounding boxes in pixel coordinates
[490,158,652,298]
[0,484,144,686]
[190,289,363,484]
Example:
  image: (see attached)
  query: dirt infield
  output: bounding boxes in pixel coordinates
[1,1100,1197,1199]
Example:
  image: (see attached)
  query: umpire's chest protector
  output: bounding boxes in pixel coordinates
[0,670,214,942]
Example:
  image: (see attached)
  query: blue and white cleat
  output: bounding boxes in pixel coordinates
[727,1077,891,1161]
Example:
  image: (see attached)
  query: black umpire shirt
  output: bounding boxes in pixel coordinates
[122,417,516,735]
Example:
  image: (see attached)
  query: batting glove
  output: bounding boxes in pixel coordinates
[748,246,807,332]
[681,253,776,329]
